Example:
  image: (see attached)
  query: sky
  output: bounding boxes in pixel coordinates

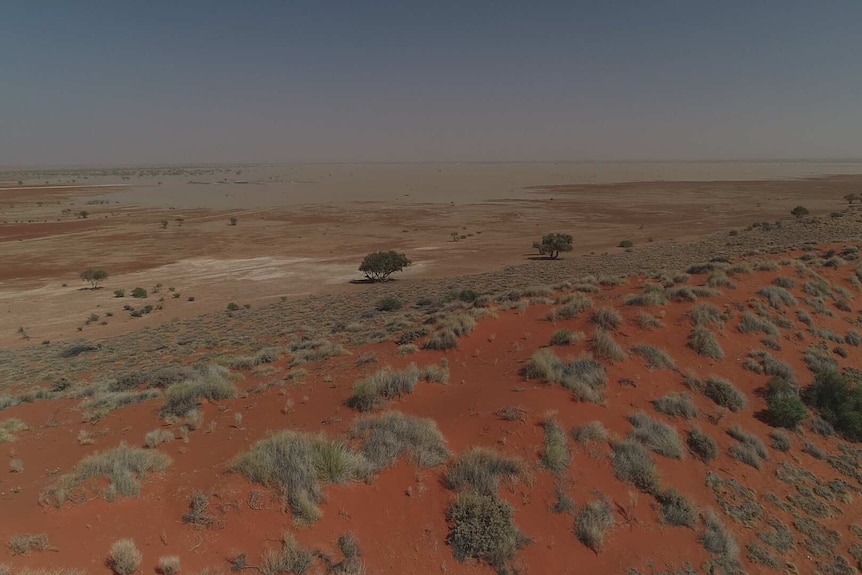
[2,1,861,165]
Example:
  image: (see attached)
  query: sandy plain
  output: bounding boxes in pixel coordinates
[1,161,862,347]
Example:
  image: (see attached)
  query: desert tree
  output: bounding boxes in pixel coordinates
[359,250,411,282]
[790,205,809,219]
[80,268,108,289]
[532,233,573,259]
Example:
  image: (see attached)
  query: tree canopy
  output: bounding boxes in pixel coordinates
[532,233,573,259]
[80,268,108,289]
[359,251,411,282]
[790,205,809,218]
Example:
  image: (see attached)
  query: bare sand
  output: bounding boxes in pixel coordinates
[1,162,861,347]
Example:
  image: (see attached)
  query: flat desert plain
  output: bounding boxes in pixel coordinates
[2,161,862,347]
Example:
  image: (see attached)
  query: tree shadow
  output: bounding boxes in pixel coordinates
[526,255,560,261]
[348,278,403,285]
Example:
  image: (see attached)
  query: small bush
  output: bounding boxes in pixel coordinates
[658,489,697,527]
[575,496,614,551]
[231,430,371,524]
[352,411,449,471]
[424,329,459,350]
[689,326,724,360]
[377,296,402,312]
[524,349,607,403]
[571,421,609,445]
[804,370,862,441]
[591,329,626,362]
[611,440,661,494]
[637,312,664,329]
[765,395,808,429]
[444,448,522,496]
[727,426,768,460]
[161,365,236,417]
[157,557,180,575]
[258,533,313,575]
[653,393,698,419]
[144,429,174,449]
[446,491,524,571]
[41,443,171,506]
[687,428,718,462]
[541,416,570,475]
[738,312,779,336]
[549,329,584,346]
[108,539,143,575]
[619,239,634,248]
[769,430,791,451]
[625,285,669,307]
[690,303,726,328]
[8,534,50,556]
[130,287,147,299]
[758,286,798,309]
[347,364,419,412]
[702,377,746,412]
[113,289,125,298]
[591,307,623,331]
[632,345,676,370]
[628,412,684,459]
[803,441,826,460]
[700,509,740,565]
[547,294,593,320]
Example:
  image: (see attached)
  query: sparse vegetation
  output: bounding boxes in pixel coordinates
[161,365,236,417]
[591,328,626,362]
[687,428,718,462]
[444,448,522,496]
[628,411,684,459]
[230,430,371,524]
[689,326,724,360]
[8,534,50,556]
[632,345,676,370]
[657,489,697,527]
[575,495,614,552]
[524,348,607,403]
[591,307,623,330]
[611,440,661,494]
[351,411,449,471]
[549,329,584,345]
[653,393,697,419]
[108,539,142,575]
[702,376,746,412]
[541,416,570,475]
[571,421,609,445]
[41,443,171,506]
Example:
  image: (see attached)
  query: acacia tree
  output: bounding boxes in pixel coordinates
[359,251,411,282]
[80,268,108,289]
[532,233,573,259]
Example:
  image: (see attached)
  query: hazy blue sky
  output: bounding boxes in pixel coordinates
[2,1,861,165]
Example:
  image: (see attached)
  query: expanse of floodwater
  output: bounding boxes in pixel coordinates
[5,161,862,209]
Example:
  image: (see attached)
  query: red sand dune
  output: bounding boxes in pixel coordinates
[3,243,862,575]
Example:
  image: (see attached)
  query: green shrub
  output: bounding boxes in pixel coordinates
[41,443,171,506]
[804,370,862,441]
[765,395,808,429]
[446,491,524,571]
[575,496,614,551]
[628,412,684,459]
[689,326,724,360]
[231,431,371,524]
[130,287,147,298]
[359,250,411,282]
[351,411,449,471]
[611,440,661,494]
[702,377,746,412]
[687,428,718,462]
[113,289,125,298]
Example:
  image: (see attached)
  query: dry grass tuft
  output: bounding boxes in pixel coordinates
[108,539,142,575]
[352,411,449,471]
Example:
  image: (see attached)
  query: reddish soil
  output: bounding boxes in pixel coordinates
[3,244,862,574]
